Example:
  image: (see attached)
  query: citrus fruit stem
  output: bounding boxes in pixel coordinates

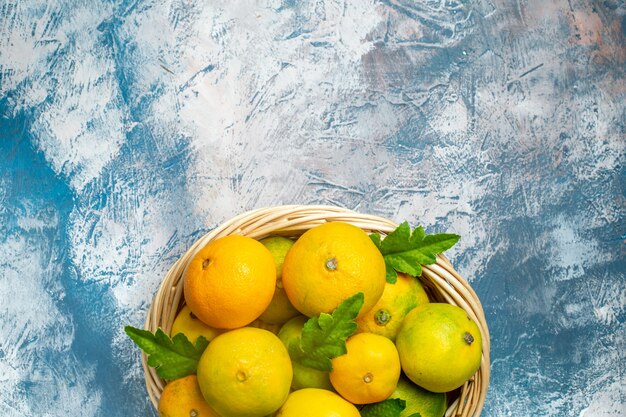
[363,372,373,384]
[463,331,474,345]
[374,309,391,326]
[325,257,338,271]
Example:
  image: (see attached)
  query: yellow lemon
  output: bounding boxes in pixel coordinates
[196,327,292,417]
[355,272,429,341]
[278,315,334,391]
[171,305,225,343]
[395,303,482,393]
[390,376,447,417]
[330,332,401,404]
[282,222,386,318]
[183,235,276,329]
[258,236,300,325]
[274,388,361,417]
[158,375,219,417]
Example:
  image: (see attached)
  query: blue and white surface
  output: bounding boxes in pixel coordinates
[1,1,624,416]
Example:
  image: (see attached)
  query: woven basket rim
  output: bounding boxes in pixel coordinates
[142,204,490,416]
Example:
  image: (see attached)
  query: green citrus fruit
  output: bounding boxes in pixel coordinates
[395,303,482,393]
[278,315,334,391]
[258,236,300,325]
[390,376,447,417]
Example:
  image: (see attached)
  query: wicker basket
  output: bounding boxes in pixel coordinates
[143,205,490,416]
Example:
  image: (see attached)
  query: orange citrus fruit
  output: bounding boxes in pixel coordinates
[355,272,429,341]
[196,327,292,417]
[274,388,361,417]
[278,315,334,391]
[390,376,447,417]
[183,235,276,329]
[329,332,401,404]
[258,236,300,325]
[171,305,225,343]
[158,374,219,417]
[282,222,386,318]
[396,303,483,393]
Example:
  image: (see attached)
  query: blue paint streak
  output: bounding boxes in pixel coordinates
[0,101,156,416]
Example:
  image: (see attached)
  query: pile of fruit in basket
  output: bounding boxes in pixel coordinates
[126,221,482,417]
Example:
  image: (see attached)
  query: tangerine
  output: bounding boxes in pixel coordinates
[282,222,385,318]
[158,374,219,417]
[183,235,276,329]
[329,332,401,404]
[275,388,360,417]
[355,272,429,341]
[196,327,292,417]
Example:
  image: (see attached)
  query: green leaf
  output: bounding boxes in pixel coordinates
[290,292,364,372]
[370,232,382,250]
[373,221,460,282]
[407,413,422,417]
[124,326,208,380]
[360,398,406,417]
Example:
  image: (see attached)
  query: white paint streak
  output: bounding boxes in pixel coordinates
[431,99,468,135]
[548,215,603,281]
[2,1,126,192]
[168,1,390,220]
[0,3,61,96]
[592,278,626,326]
[68,190,179,309]
[580,381,626,417]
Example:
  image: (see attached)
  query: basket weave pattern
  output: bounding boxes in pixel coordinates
[143,205,490,416]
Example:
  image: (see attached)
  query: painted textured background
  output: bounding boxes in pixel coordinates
[0,0,624,416]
